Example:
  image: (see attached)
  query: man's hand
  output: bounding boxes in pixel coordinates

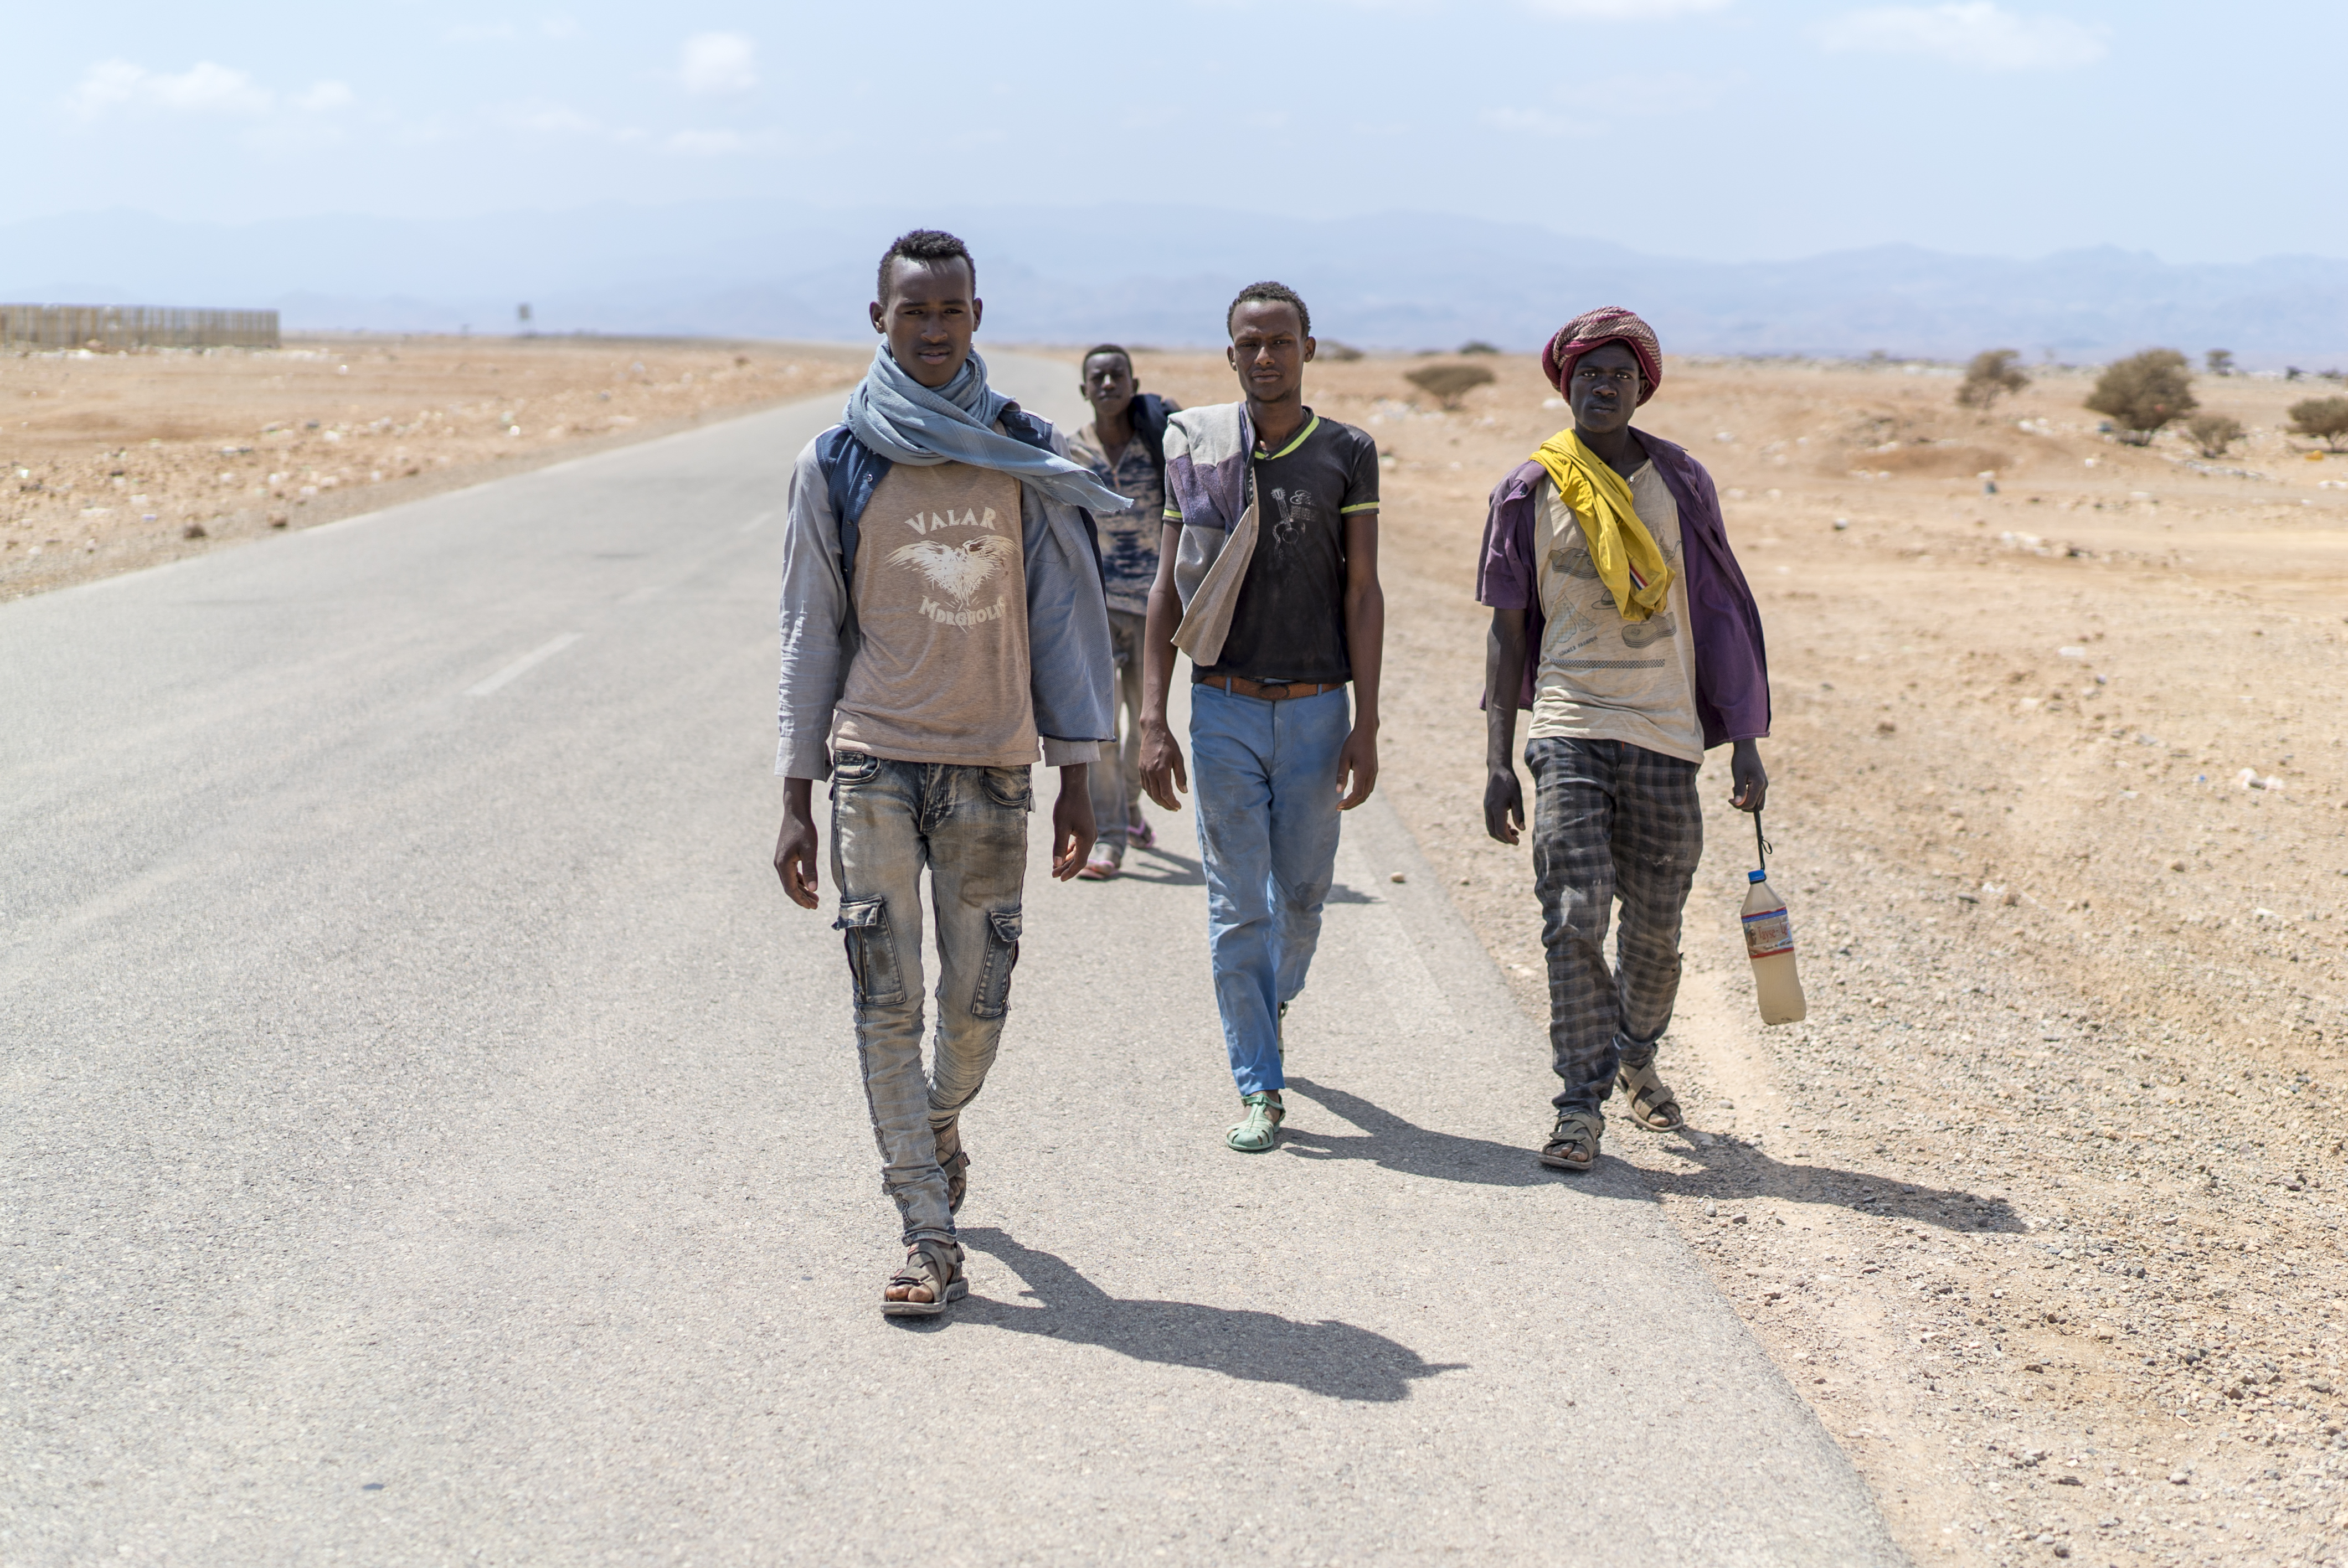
[774,778,820,909]
[1137,716,1188,812]
[1484,765,1525,844]
[1050,764,1097,880]
[1729,739,1769,813]
[1336,724,1379,811]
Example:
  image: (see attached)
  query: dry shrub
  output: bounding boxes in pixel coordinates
[2086,349,2197,444]
[1955,349,2028,411]
[2286,396,2348,451]
[1405,362,1496,410]
[1316,340,1365,362]
[2184,413,2245,458]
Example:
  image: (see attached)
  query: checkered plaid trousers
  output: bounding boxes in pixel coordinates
[1526,737,1705,1116]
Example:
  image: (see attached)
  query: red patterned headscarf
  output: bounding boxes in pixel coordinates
[1541,307,1662,405]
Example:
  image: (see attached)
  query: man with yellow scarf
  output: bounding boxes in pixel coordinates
[1475,307,1771,1173]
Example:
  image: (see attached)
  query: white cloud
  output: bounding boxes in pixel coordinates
[665,127,786,157]
[1517,0,1730,16]
[509,103,604,136]
[678,32,758,95]
[1816,3,2107,70]
[72,59,274,119]
[294,81,356,112]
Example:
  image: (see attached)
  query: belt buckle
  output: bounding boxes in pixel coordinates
[1257,679,1291,699]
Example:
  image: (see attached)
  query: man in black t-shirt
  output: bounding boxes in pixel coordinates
[1136,281,1386,1154]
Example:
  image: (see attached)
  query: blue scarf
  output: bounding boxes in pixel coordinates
[843,344,1130,514]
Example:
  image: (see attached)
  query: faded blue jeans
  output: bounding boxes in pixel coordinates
[1190,683,1349,1098]
[829,751,1028,1245]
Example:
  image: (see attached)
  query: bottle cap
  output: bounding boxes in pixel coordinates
[1748,869,1767,883]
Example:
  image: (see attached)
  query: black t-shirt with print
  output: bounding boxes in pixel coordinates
[1196,412,1380,685]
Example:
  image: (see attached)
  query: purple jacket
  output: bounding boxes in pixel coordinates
[1475,431,1770,750]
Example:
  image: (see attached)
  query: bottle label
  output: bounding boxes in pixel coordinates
[1743,907,1794,960]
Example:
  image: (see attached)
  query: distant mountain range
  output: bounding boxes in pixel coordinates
[7,201,2346,367]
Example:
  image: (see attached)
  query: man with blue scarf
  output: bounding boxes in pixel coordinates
[771,230,1123,1317]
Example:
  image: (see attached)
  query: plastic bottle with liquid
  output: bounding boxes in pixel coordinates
[1742,869,1807,1025]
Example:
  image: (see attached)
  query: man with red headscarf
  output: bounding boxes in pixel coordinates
[1474,307,1771,1173]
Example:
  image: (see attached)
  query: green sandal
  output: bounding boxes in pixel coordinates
[1227,1091,1285,1153]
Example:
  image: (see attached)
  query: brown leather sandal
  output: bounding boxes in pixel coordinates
[882,1238,967,1318]
[1540,1110,1605,1173]
[1615,1060,1686,1132]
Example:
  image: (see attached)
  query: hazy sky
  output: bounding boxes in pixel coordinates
[19,1,2344,264]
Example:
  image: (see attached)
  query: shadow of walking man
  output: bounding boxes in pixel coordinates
[956,1227,1465,1402]
[1279,1076,1556,1190]
[1638,1134,2028,1235]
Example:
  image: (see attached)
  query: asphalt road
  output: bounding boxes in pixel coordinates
[1,353,1904,1565]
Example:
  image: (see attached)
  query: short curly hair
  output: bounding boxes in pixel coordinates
[1226,280,1310,339]
[877,229,976,304]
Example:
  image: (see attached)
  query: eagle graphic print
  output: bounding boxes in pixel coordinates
[889,524,1019,626]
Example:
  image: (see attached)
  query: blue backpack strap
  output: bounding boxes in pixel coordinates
[816,424,889,582]
[1129,394,1171,474]
[998,405,1053,452]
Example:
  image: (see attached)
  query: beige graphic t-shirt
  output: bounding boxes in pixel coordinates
[1527,461,1703,764]
[829,459,1039,767]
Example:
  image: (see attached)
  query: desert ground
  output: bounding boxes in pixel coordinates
[0,334,867,601]
[12,337,2347,1565]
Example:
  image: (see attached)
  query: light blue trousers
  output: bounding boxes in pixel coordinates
[1190,683,1349,1097]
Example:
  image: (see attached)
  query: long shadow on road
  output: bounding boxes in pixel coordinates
[1280,1076,1556,1190]
[955,1226,1466,1401]
[1283,1078,2023,1233]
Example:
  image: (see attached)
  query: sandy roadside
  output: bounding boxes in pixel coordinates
[1108,347,2348,1568]
[1,334,868,601]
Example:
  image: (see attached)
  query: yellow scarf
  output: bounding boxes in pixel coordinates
[1527,430,1673,622]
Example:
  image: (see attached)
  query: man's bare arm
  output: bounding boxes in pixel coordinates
[1050,764,1096,880]
[1729,738,1769,813]
[1337,510,1383,811]
[1136,522,1188,811]
[774,777,820,907]
[1484,608,1527,844]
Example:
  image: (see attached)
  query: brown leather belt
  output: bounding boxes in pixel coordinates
[1198,675,1345,702]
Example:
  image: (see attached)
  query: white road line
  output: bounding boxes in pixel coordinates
[466,633,581,697]
[738,509,775,533]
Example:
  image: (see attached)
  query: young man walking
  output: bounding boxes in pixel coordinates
[1137,282,1384,1153]
[1062,345,1178,880]
[1475,306,1770,1173]
[771,229,1124,1315]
